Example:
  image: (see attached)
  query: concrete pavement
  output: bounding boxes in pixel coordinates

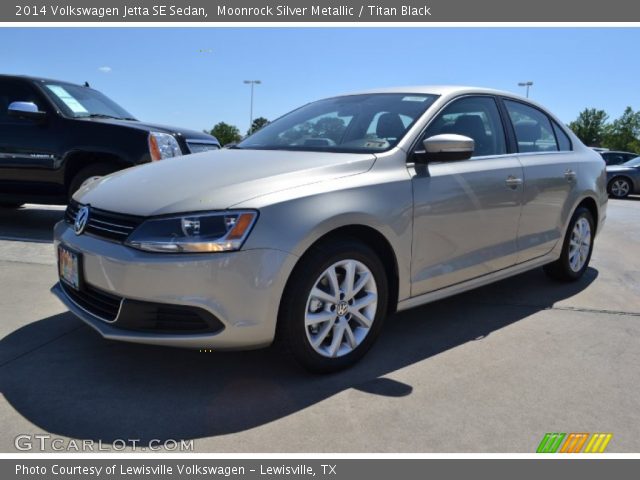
[0,200,639,452]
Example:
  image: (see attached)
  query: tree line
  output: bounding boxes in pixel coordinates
[569,106,640,153]
[205,117,269,146]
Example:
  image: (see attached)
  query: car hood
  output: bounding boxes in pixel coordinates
[80,117,216,142]
[75,149,376,216]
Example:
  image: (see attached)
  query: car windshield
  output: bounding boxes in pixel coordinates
[622,156,640,167]
[43,82,136,120]
[236,93,439,153]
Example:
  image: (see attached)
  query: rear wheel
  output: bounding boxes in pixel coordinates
[68,163,117,200]
[608,177,631,199]
[278,239,388,373]
[544,207,594,282]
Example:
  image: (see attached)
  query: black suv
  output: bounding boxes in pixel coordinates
[0,75,220,207]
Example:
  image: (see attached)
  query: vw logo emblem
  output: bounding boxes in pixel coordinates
[74,206,90,235]
[336,301,349,317]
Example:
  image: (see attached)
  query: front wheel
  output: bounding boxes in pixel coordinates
[68,163,117,200]
[608,177,631,199]
[544,207,595,282]
[278,239,388,373]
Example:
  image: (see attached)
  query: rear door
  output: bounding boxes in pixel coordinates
[501,98,578,263]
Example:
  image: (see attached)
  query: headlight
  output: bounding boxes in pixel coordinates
[148,132,182,161]
[125,211,258,253]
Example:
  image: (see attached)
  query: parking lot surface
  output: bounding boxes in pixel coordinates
[1,199,639,452]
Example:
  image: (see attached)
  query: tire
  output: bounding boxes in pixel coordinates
[68,163,117,200]
[608,176,631,199]
[0,202,23,209]
[278,238,389,373]
[543,207,595,282]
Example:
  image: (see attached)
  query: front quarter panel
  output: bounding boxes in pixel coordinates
[235,151,414,302]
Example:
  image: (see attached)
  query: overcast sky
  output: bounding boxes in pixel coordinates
[2,27,638,132]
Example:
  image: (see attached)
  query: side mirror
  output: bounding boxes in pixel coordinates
[416,134,475,163]
[8,101,47,122]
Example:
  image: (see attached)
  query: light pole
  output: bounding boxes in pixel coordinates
[244,80,261,134]
[518,81,533,98]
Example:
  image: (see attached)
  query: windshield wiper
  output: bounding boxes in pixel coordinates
[84,113,123,120]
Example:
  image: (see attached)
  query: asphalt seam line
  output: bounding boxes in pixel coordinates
[0,325,86,369]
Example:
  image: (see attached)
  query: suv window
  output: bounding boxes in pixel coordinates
[504,100,558,153]
[0,81,48,124]
[420,96,507,157]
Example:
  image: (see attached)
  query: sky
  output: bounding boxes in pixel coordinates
[1,27,638,133]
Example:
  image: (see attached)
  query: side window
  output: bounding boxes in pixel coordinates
[551,121,572,151]
[504,100,558,153]
[0,81,47,124]
[421,96,507,157]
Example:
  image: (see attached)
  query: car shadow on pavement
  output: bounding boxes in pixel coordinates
[0,267,597,446]
[0,206,64,243]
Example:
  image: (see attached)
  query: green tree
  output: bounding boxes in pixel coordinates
[208,122,242,146]
[247,117,269,135]
[568,108,609,147]
[603,107,640,152]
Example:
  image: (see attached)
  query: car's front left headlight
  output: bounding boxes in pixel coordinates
[148,132,182,161]
[125,211,258,253]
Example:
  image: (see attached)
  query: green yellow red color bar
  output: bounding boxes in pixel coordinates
[537,433,613,453]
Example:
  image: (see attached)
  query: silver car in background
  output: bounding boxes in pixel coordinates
[52,86,607,372]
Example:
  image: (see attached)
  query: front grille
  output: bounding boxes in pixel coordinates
[65,200,144,242]
[61,281,122,322]
[186,140,220,154]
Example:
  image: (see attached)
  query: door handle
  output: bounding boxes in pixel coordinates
[564,169,577,182]
[505,175,523,189]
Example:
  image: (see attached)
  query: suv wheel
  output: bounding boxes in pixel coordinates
[279,239,388,373]
[608,177,631,199]
[0,202,23,209]
[68,163,117,200]
[544,207,595,281]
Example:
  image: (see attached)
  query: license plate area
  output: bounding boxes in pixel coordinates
[58,244,83,291]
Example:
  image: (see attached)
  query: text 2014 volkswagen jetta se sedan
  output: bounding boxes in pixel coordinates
[52,86,607,372]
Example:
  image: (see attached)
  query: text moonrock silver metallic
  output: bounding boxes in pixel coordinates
[52,86,607,372]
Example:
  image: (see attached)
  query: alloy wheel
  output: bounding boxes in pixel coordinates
[304,259,378,358]
[568,217,591,272]
[611,179,630,198]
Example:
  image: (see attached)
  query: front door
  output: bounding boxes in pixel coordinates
[0,79,62,197]
[410,95,524,296]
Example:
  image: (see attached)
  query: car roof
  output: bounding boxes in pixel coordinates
[0,73,84,88]
[343,85,527,100]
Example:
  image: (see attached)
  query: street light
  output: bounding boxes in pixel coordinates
[518,81,533,98]
[244,80,261,134]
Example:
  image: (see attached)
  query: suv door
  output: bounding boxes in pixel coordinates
[410,95,524,296]
[502,99,578,263]
[0,79,62,197]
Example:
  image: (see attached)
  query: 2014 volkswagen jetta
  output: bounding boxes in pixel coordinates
[52,86,607,372]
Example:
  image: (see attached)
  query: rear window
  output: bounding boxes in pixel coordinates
[504,100,558,153]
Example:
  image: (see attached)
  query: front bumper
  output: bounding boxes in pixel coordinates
[52,221,298,349]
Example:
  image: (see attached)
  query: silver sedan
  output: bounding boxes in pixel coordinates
[52,86,607,372]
